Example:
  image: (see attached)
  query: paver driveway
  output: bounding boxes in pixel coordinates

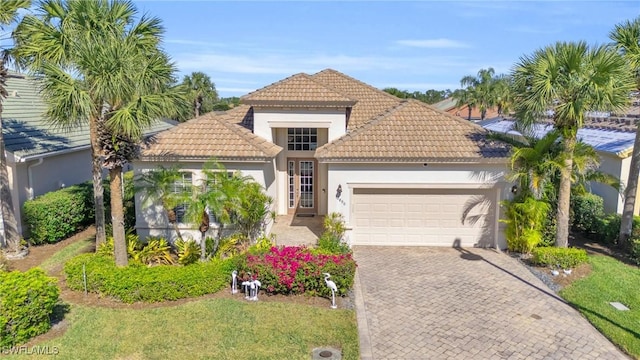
[353,246,628,360]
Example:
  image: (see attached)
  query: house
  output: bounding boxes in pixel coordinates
[0,71,176,242]
[481,114,640,215]
[134,69,512,248]
[432,97,500,122]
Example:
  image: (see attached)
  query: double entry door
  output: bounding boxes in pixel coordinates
[287,159,316,215]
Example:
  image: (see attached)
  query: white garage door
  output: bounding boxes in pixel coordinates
[352,188,496,247]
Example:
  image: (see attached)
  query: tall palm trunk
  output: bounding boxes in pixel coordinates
[199,211,209,261]
[110,166,127,267]
[467,106,472,120]
[0,62,20,252]
[89,116,106,246]
[0,117,19,252]
[556,135,576,248]
[619,124,640,246]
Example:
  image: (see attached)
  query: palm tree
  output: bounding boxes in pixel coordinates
[511,41,634,247]
[179,71,218,121]
[14,0,185,266]
[0,0,30,254]
[612,17,640,246]
[452,88,473,120]
[136,166,188,243]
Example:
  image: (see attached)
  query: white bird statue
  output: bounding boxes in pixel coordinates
[323,273,338,309]
[231,270,238,294]
[250,279,261,301]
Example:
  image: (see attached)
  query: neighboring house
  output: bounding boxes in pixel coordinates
[135,69,512,248]
[0,71,176,242]
[481,115,640,215]
[432,97,500,122]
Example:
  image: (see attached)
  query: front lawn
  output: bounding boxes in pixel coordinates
[560,255,640,357]
[7,299,358,360]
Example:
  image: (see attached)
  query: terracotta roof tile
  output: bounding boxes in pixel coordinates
[241,73,355,106]
[311,69,403,130]
[315,100,510,162]
[140,111,281,161]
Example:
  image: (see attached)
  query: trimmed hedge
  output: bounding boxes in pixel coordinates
[531,247,588,269]
[64,253,233,303]
[0,269,59,348]
[571,193,605,234]
[23,183,94,244]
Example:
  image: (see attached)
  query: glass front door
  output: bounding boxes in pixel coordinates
[287,159,316,214]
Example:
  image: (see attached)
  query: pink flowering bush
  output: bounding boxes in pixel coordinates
[235,246,356,297]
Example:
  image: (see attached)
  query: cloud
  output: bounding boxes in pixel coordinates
[174,52,471,75]
[396,39,470,49]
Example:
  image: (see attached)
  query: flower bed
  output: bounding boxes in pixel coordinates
[235,246,356,297]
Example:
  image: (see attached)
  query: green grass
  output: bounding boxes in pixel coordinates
[7,299,359,360]
[39,238,93,273]
[560,255,640,358]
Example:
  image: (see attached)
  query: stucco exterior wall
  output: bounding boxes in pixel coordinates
[326,162,509,248]
[253,108,347,142]
[10,149,93,237]
[133,160,277,243]
[591,152,625,214]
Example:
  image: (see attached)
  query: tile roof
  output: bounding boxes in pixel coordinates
[2,72,175,160]
[315,100,510,162]
[241,73,356,107]
[140,111,282,161]
[311,69,403,130]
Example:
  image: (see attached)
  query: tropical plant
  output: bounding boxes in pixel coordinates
[136,166,189,242]
[177,71,218,121]
[451,88,473,120]
[175,238,201,266]
[612,17,640,246]
[0,0,31,254]
[501,197,550,253]
[455,68,509,121]
[234,181,275,243]
[511,41,635,247]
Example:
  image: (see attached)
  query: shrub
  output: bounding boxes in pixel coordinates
[531,247,588,269]
[175,239,201,265]
[22,182,93,244]
[317,212,350,254]
[97,234,173,266]
[64,253,233,303]
[235,246,356,297]
[501,197,550,253]
[630,239,640,265]
[246,234,275,255]
[571,193,605,234]
[594,213,622,245]
[0,269,59,348]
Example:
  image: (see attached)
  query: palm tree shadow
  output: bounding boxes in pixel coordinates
[453,244,565,303]
[460,194,496,248]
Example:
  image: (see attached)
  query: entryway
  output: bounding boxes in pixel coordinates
[287,158,317,215]
[271,214,323,247]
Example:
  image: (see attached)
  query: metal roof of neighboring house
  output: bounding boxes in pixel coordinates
[1,72,176,161]
[315,100,510,162]
[140,110,282,161]
[432,97,457,112]
[482,119,636,158]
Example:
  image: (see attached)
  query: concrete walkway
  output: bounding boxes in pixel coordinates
[270,214,323,247]
[354,246,628,360]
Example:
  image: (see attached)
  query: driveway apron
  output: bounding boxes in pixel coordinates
[353,246,628,360]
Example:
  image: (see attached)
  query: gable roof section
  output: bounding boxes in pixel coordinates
[140,111,282,162]
[315,99,510,162]
[241,73,356,107]
[311,69,403,130]
[1,72,174,161]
